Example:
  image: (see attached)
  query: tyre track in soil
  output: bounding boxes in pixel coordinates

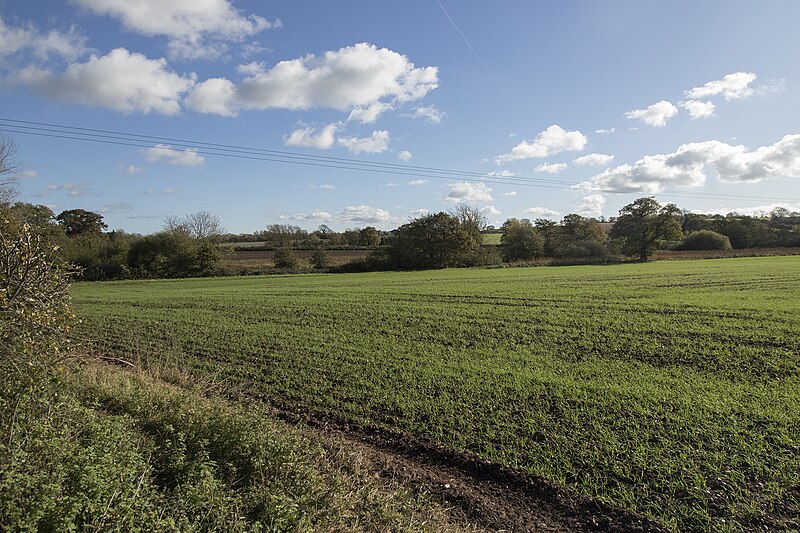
[255,395,670,532]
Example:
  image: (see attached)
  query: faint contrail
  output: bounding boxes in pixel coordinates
[436,0,496,81]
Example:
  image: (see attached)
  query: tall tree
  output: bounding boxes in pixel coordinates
[610,198,682,260]
[387,212,475,270]
[500,218,544,261]
[56,209,108,237]
[0,135,20,204]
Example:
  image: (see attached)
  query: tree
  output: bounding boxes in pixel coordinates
[358,226,382,246]
[128,232,219,278]
[560,214,606,243]
[164,211,224,240]
[610,198,682,260]
[56,209,108,237]
[0,135,20,205]
[500,218,544,261]
[452,204,487,246]
[273,247,298,270]
[310,248,330,270]
[387,212,475,270]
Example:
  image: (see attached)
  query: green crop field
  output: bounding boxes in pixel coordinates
[71,257,800,531]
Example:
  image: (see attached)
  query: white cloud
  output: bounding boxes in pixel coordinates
[481,205,501,216]
[286,210,334,221]
[141,144,204,167]
[409,208,430,216]
[47,182,88,196]
[595,128,615,135]
[523,207,560,218]
[347,102,392,124]
[680,100,715,120]
[578,194,605,218]
[495,125,587,163]
[397,150,413,161]
[445,181,493,203]
[708,202,800,217]
[192,43,438,116]
[407,179,429,186]
[756,78,787,96]
[574,153,615,166]
[685,72,757,101]
[13,48,195,115]
[0,16,87,60]
[384,182,400,187]
[98,202,133,214]
[119,163,144,175]
[72,0,279,60]
[534,162,567,174]
[411,105,445,124]
[340,205,391,223]
[185,78,238,116]
[284,123,338,149]
[18,170,38,179]
[337,130,390,155]
[625,100,678,127]
[486,170,516,177]
[306,184,335,190]
[577,134,800,194]
[499,191,517,197]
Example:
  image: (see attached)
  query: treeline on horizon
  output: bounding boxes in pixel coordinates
[2,199,800,281]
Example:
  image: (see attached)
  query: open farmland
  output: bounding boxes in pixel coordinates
[71,257,800,531]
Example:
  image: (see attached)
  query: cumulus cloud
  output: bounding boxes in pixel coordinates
[284,123,338,149]
[305,184,335,190]
[445,181,493,203]
[685,72,757,101]
[397,150,412,161]
[337,130,390,154]
[576,134,800,194]
[595,128,615,135]
[0,16,88,60]
[680,100,715,120]
[347,102,393,124]
[407,179,428,186]
[12,48,195,115]
[188,43,438,117]
[499,191,517,197]
[495,125,587,163]
[574,153,615,166]
[184,78,238,116]
[340,205,392,223]
[410,105,445,124]
[534,162,567,174]
[577,194,605,218]
[523,207,560,218]
[72,0,279,60]
[481,205,501,216]
[709,202,800,217]
[141,144,204,167]
[625,100,678,127]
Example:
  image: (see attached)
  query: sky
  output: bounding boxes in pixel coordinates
[2,0,800,233]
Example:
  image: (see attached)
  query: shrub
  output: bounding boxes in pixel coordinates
[310,248,330,270]
[273,247,299,270]
[679,230,732,251]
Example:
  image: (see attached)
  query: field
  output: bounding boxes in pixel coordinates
[71,257,800,531]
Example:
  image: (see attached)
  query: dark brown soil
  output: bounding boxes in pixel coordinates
[256,396,670,532]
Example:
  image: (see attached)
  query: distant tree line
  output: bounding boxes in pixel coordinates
[3,198,798,279]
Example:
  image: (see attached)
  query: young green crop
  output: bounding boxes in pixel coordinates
[71,257,800,531]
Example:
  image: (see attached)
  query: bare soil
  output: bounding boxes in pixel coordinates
[256,396,670,532]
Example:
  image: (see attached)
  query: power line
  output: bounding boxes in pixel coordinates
[1,117,797,204]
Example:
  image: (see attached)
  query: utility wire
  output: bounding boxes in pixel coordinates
[1,117,797,204]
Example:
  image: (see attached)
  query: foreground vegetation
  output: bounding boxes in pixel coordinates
[0,220,456,531]
[72,257,800,531]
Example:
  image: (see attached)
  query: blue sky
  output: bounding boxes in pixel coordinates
[2,0,800,233]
